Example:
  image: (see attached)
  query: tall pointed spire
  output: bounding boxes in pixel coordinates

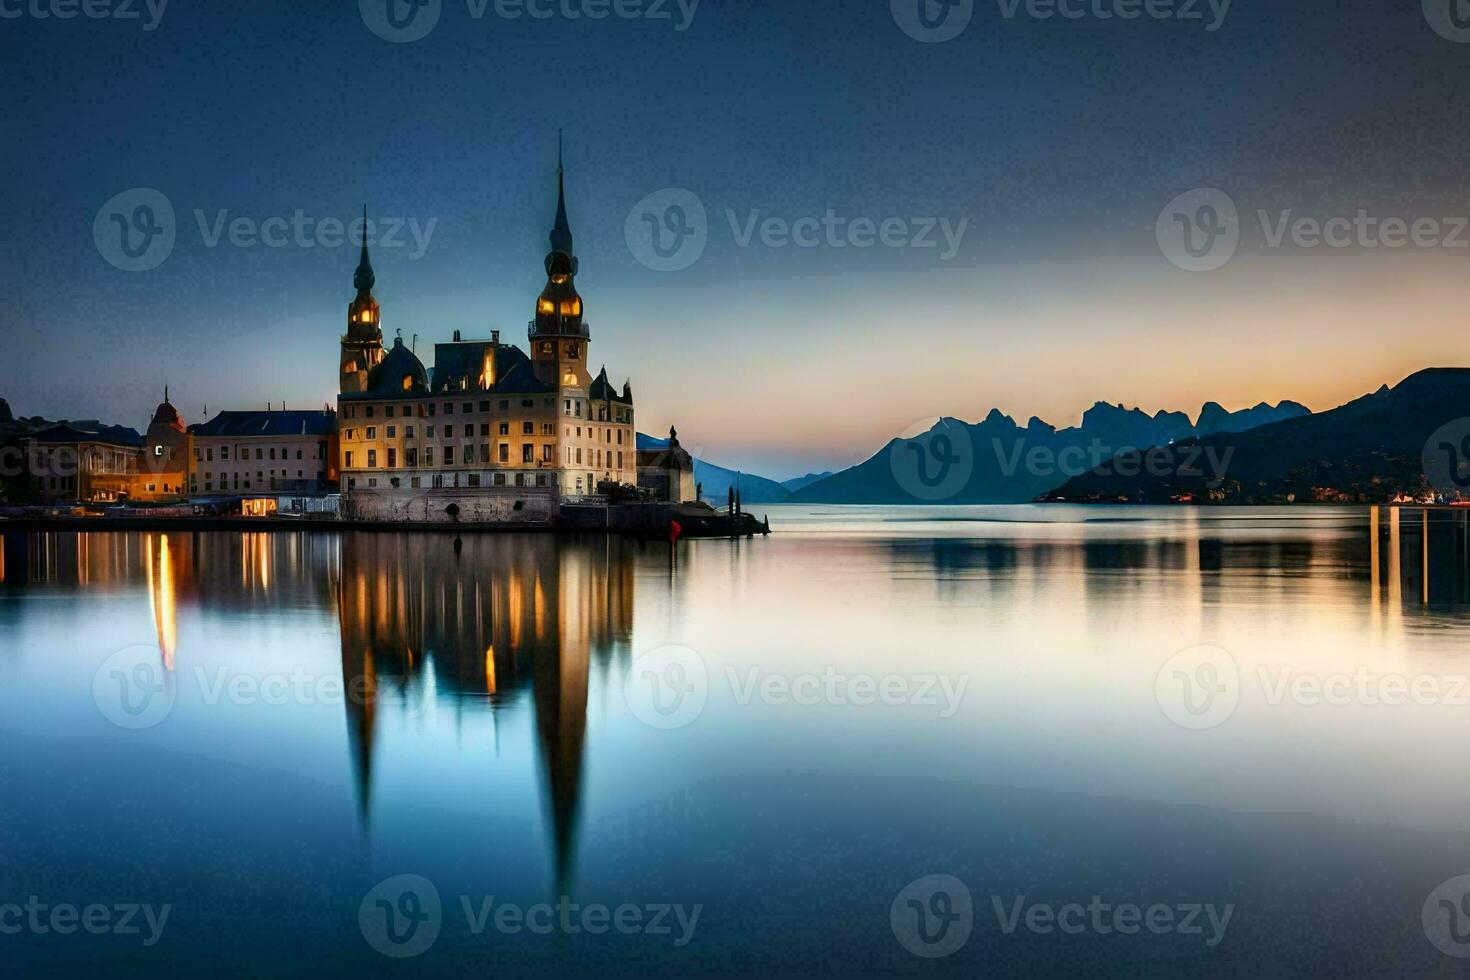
[549,131,574,258]
[354,204,375,292]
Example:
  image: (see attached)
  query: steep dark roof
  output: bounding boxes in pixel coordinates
[432,340,554,395]
[29,422,144,447]
[590,366,633,404]
[493,346,555,394]
[190,410,335,438]
[363,337,429,397]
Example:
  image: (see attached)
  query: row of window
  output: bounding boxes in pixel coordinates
[191,470,326,493]
[346,443,562,468]
[344,445,628,470]
[344,421,556,441]
[342,398,546,420]
[340,397,632,426]
[195,444,327,463]
[348,472,553,490]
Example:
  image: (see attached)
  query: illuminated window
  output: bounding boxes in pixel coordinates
[402,375,412,391]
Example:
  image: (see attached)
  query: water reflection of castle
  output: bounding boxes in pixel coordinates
[336,532,635,888]
[1,529,635,891]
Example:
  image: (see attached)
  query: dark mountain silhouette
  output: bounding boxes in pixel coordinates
[636,433,791,504]
[1042,369,1470,504]
[782,471,833,492]
[790,399,1310,505]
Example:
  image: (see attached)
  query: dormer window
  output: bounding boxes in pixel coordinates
[401,375,413,392]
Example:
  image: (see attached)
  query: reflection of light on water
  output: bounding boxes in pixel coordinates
[485,645,497,695]
[257,534,270,592]
[509,573,523,648]
[534,576,546,642]
[146,534,177,670]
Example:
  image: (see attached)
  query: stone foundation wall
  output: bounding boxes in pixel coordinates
[344,487,558,524]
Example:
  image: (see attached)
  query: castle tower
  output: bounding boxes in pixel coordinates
[340,207,385,394]
[530,137,591,390]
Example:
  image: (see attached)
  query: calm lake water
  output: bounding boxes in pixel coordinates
[4,505,1470,975]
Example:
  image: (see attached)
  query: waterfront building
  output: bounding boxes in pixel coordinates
[637,427,697,503]
[337,149,637,521]
[187,409,337,497]
[23,422,144,504]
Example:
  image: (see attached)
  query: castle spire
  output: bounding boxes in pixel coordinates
[549,131,574,258]
[354,204,375,293]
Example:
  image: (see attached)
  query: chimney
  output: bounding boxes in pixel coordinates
[453,330,461,342]
[492,329,500,344]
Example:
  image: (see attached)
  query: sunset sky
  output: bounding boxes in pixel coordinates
[4,0,1469,479]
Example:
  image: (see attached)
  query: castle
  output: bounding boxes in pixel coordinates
[336,148,637,521]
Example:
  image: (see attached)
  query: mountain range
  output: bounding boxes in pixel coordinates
[784,399,1309,505]
[1041,368,1470,504]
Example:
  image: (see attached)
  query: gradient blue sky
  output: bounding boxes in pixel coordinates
[4,0,1470,478]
